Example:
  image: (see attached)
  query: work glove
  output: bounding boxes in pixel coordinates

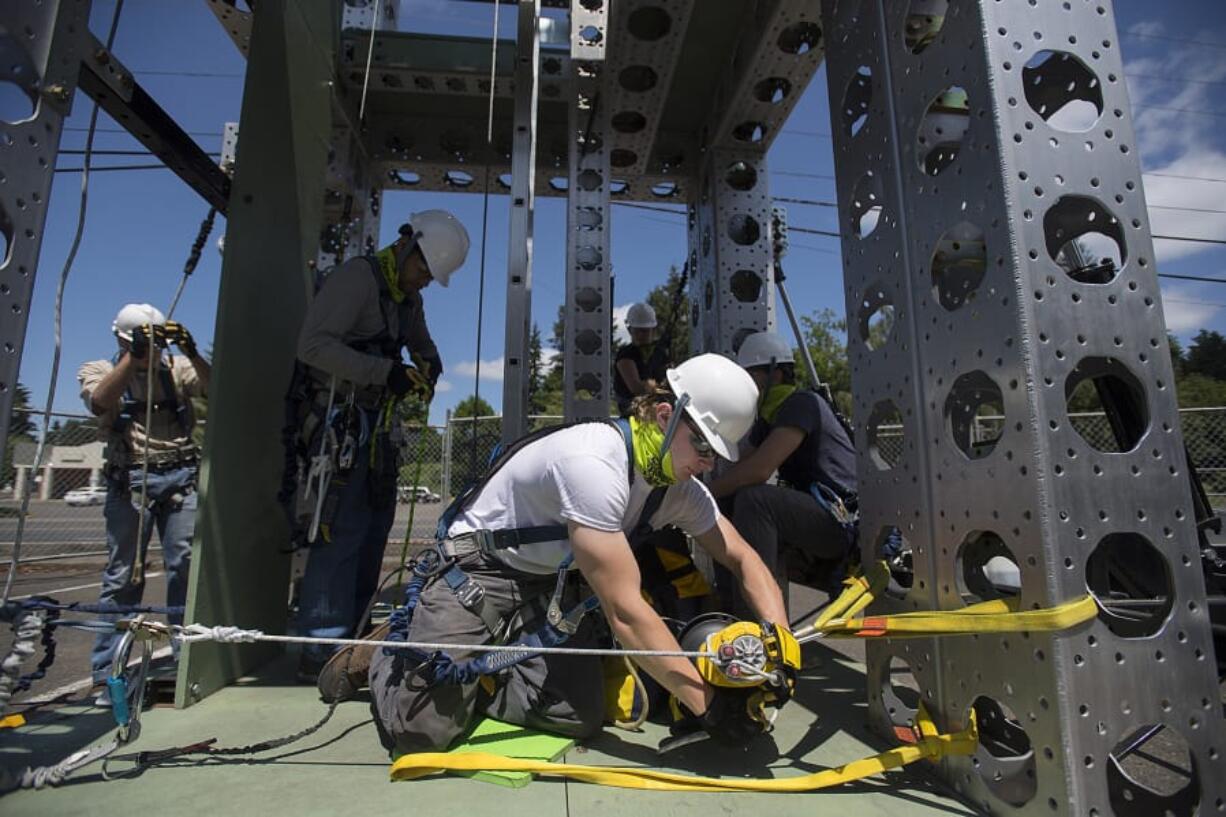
[128,324,166,360]
[387,364,433,400]
[658,688,768,754]
[164,321,198,359]
[758,621,801,709]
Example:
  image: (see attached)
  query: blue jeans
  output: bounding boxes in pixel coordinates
[91,464,197,683]
[298,422,396,665]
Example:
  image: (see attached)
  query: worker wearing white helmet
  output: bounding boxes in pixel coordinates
[707,331,858,616]
[292,209,470,682]
[614,301,670,416]
[320,354,796,755]
[77,303,210,693]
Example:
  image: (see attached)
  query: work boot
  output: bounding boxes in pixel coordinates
[316,621,391,703]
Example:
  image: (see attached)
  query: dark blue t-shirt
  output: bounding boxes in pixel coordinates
[748,390,857,500]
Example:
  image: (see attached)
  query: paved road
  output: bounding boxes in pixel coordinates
[0,500,445,558]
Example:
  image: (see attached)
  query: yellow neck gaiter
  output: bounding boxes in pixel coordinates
[376,247,406,304]
[761,384,797,424]
[629,416,676,487]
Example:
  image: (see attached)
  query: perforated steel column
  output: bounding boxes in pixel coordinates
[689,150,775,357]
[501,0,542,442]
[823,2,1225,814]
[0,0,88,462]
[562,0,611,421]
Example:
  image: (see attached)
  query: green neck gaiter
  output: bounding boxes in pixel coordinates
[376,247,406,303]
[629,416,677,487]
[761,383,797,424]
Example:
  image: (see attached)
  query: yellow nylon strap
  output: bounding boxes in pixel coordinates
[390,704,978,792]
[820,593,1099,638]
[810,560,890,631]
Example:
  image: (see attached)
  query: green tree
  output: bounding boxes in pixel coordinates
[454,394,496,418]
[1167,332,1185,378]
[1174,373,1226,408]
[1185,330,1226,382]
[8,383,35,439]
[3,383,36,488]
[639,264,692,366]
[798,309,853,417]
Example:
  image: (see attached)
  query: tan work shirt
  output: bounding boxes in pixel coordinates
[78,355,206,465]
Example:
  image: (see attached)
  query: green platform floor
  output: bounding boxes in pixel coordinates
[1,645,976,817]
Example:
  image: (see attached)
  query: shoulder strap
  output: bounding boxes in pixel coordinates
[436,419,649,549]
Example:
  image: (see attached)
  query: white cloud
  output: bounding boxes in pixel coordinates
[1160,285,1220,334]
[1127,20,1165,38]
[432,379,454,394]
[1119,26,1226,264]
[451,358,505,382]
[1142,148,1226,263]
[612,303,631,345]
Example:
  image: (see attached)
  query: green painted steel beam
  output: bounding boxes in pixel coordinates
[177,0,340,707]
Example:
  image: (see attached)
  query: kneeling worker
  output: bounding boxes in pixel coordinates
[707,332,858,615]
[360,354,797,755]
[293,209,470,680]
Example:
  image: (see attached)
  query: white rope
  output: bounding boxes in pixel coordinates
[172,623,715,660]
[130,323,157,588]
[357,0,382,122]
[486,0,500,143]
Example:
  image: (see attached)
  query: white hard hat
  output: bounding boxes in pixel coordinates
[666,353,758,462]
[403,209,470,287]
[737,331,794,369]
[112,303,166,341]
[626,302,657,329]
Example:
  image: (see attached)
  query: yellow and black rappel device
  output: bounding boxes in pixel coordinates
[680,613,801,694]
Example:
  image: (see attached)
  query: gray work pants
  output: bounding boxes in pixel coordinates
[368,549,605,755]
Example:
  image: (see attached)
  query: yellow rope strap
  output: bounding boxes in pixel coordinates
[389,562,1096,791]
[390,703,978,792]
[805,561,1099,639]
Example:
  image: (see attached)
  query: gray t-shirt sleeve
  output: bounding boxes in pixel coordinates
[296,259,393,386]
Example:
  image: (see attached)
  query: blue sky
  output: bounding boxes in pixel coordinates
[11,0,1226,426]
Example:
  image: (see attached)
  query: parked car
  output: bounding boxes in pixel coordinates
[64,485,108,507]
[398,485,440,504]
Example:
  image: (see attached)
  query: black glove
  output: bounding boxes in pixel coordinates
[659,688,767,753]
[164,321,198,359]
[386,365,413,397]
[129,326,151,360]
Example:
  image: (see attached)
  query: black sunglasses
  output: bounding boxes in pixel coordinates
[682,417,717,460]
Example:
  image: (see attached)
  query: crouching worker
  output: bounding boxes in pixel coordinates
[707,332,859,616]
[356,354,797,755]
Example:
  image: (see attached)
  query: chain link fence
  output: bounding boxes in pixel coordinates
[5,407,1223,563]
[866,407,1226,511]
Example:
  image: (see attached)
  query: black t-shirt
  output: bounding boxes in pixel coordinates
[748,390,857,500]
[613,343,670,405]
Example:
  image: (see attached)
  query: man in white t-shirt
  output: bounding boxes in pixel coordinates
[363,354,794,755]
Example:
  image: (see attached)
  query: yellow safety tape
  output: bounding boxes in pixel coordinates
[390,704,978,792]
[808,561,1099,639]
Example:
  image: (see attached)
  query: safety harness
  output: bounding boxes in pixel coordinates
[109,362,195,470]
[277,255,440,548]
[383,418,675,687]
